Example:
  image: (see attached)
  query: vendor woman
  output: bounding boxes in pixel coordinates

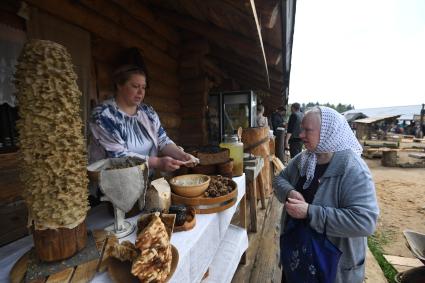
[89,64,197,172]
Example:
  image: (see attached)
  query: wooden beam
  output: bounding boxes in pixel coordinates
[249,0,270,87]
[26,0,178,71]
[157,9,282,67]
[78,0,169,51]
[111,0,180,45]
[256,0,280,29]
[223,63,282,91]
[207,53,283,85]
[209,46,283,82]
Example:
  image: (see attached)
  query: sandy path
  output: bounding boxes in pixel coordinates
[366,158,425,257]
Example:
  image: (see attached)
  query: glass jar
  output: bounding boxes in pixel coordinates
[219,134,244,177]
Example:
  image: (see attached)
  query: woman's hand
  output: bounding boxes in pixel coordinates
[285,198,309,219]
[149,156,184,172]
[180,153,199,168]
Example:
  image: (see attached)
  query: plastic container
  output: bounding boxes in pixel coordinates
[220,134,244,177]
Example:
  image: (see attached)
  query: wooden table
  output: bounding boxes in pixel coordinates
[243,156,264,233]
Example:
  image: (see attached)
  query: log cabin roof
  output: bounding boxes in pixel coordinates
[143,0,297,110]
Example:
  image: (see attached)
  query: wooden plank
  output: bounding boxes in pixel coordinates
[383,254,423,268]
[45,268,75,283]
[249,196,283,282]
[69,259,98,283]
[26,0,178,71]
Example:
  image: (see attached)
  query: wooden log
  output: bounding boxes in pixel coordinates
[33,220,87,262]
[382,150,398,167]
[144,96,180,114]
[0,152,24,204]
[180,92,208,106]
[180,39,210,56]
[111,0,180,45]
[180,77,211,94]
[180,55,202,69]
[179,66,202,80]
[26,0,178,71]
[157,112,181,129]
[158,9,282,66]
[79,0,169,52]
[0,200,28,246]
[94,55,179,89]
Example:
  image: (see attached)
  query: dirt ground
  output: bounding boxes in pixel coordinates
[366,158,425,257]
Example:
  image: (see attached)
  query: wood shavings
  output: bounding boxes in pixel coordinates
[14,39,89,230]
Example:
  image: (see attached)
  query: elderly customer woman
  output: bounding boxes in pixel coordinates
[274,106,379,283]
[89,65,196,172]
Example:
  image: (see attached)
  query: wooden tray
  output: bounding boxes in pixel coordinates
[108,245,179,283]
[173,207,196,232]
[171,180,238,214]
[10,230,110,283]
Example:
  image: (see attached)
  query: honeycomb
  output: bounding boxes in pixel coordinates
[14,40,89,230]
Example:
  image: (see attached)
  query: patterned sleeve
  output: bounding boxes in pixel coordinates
[89,106,148,161]
[144,105,174,151]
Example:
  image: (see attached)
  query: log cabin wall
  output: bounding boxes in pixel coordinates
[25,0,183,143]
[178,37,230,146]
[0,0,184,246]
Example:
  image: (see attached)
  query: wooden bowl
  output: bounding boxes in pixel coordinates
[168,174,211,198]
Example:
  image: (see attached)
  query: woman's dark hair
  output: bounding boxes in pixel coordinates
[113,47,149,89]
[112,65,146,89]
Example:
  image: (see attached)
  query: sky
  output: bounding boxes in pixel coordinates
[289,0,425,109]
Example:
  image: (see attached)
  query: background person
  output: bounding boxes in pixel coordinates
[256,104,268,127]
[274,106,379,283]
[271,106,286,135]
[285,102,303,158]
[89,65,197,172]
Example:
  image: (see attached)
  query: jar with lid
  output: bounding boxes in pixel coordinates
[219,134,244,177]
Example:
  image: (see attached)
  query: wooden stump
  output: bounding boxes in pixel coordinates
[242,127,271,199]
[33,220,87,262]
[382,150,398,167]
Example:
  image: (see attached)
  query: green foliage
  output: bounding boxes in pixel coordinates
[298,102,355,113]
[368,232,398,283]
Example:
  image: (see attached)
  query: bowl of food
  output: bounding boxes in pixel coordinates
[169,174,211,198]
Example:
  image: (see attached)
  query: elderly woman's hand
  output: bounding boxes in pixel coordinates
[287,190,305,202]
[285,198,309,219]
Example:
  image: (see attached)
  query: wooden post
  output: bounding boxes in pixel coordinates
[33,220,87,262]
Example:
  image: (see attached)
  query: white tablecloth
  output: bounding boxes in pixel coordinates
[0,174,246,283]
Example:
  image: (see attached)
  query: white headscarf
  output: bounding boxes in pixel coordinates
[300,106,362,189]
